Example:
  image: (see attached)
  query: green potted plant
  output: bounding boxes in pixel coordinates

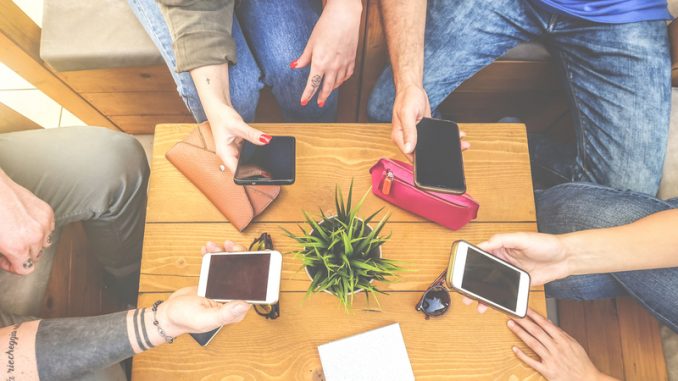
[284,181,402,309]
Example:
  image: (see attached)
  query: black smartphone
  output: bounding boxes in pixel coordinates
[414,118,466,194]
[234,136,296,185]
[189,326,223,347]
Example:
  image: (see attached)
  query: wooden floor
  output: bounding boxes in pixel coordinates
[559,298,667,380]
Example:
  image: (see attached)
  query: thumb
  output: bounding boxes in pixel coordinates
[219,301,251,324]
[401,113,418,154]
[292,42,313,69]
[234,121,270,146]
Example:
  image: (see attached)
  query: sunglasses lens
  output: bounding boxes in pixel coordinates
[418,286,450,317]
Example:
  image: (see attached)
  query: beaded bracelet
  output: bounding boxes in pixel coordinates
[151,300,175,344]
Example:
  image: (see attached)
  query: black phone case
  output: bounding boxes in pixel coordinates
[190,326,222,347]
[234,136,296,185]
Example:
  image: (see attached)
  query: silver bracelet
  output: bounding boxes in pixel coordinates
[151,300,175,344]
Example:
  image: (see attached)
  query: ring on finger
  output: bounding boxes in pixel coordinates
[23,258,34,269]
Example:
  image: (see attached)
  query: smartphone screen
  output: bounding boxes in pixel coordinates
[461,247,521,311]
[234,136,295,185]
[205,253,271,301]
[414,118,465,193]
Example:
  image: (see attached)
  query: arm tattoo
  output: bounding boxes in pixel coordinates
[206,77,211,85]
[35,311,137,381]
[311,74,321,90]
[140,309,154,350]
[132,309,147,351]
[5,324,20,380]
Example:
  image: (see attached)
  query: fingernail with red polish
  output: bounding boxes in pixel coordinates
[259,134,272,144]
[318,100,325,108]
[301,99,308,107]
[290,60,298,69]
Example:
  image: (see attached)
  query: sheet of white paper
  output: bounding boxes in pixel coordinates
[318,323,415,381]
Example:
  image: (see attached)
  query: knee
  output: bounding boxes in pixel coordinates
[536,182,669,234]
[545,274,621,300]
[80,128,150,198]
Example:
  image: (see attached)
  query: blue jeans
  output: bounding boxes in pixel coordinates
[368,0,671,195]
[536,182,678,332]
[129,0,337,123]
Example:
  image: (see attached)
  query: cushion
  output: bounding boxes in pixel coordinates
[40,0,163,72]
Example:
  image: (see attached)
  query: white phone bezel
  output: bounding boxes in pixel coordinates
[197,251,282,305]
[450,241,530,317]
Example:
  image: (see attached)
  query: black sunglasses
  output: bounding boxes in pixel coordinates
[415,270,451,319]
[248,233,280,320]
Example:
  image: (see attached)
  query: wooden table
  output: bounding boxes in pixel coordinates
[133,123,545,380]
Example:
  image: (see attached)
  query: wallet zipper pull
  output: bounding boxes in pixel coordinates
[383,170,394,195]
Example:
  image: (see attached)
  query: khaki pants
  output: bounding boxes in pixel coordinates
[0,127,148,316]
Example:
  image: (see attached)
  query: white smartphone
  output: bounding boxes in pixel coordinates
[198,251,282,304]
[447,240,530,317]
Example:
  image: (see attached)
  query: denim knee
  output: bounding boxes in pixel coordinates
[545,273,625,300]
[536,182,672,234]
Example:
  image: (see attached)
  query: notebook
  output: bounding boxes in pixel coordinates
[317,323,415,381]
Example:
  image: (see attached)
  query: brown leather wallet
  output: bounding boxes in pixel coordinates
[165,123,280,231]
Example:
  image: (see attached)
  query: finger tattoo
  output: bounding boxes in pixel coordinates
[311,74,321,90]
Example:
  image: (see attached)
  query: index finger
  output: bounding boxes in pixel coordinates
[527,308,564,340]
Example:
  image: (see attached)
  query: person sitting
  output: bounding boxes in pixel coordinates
[129,0,363,171]
[466,181,678,380]
[368,0,671,195]
[0,127,149,315]
[0,240,250,381]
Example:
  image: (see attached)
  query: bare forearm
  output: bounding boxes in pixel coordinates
[563,209,678,275]
[190,64,232,114]
[378,0,426,89]
[0,308,173,381]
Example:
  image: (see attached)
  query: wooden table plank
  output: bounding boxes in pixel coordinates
[139,221,538,293]
[146,123,536,223]
[132,292,546,381]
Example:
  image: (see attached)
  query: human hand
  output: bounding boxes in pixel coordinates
[207,103,271,173]
[508,309,610,381]
[390,85,470,161]
[0,171,54,275]
[462,233,571,313]
[155,286,250,337]
[155,240,251,337]
[293,0,362,107]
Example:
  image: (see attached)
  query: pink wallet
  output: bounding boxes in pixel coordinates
[369,158,479,230]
